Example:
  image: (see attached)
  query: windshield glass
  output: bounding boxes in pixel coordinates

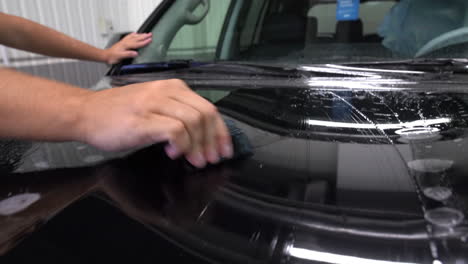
[134,0,468,65]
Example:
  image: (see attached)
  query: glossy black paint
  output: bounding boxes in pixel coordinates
[2,63,468,263]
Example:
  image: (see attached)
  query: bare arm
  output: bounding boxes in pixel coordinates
[0,68,89,142]
[0,68,233,168]
[0,12,152,64]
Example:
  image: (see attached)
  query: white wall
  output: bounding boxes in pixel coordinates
[0,0,162,63]
[128,0,164,32]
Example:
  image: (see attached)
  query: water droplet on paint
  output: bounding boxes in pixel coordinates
[425,207,464,228]
[83,155,104,163]
[396,127,441,142]
[423,187,452,201]
[34,161,50,169]
[407,159,453,173]
[0,193,41,216]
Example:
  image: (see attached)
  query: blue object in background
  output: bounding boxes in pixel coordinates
[336,0,360,21]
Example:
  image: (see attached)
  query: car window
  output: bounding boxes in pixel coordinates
[308,2,395,36]
[135,0,468,65]
[166,0,231,61]
[239,0,267,51]
[135,0,231,64]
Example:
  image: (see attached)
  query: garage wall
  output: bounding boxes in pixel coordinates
[0,0,162,87]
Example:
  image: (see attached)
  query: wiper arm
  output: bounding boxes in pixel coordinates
[112,60,207,75]
[112,60,304,78]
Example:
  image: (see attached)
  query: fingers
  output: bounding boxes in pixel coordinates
[145,115,191,159]
[162,123,207,169]
[124,32,152,41]
[165,125,207,169]
[133,37,152,49]
[162,120,192,159]
[141,79,233,167]
[135,32,153,42]
[155,99,204,147]
[215,117,233,158]
[202,111,219,163]
[166,80,233,161]
[122,50,138,58]
[152,99,209,167]
[106,32,152,64]
[122,32,152,49]
[172,94,225,162]
[124,37,152,49]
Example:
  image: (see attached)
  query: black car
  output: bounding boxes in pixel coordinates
[2,0,468,263]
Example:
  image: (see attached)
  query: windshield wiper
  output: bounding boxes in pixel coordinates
[111,60,207,75]
[112,60,306,78]
[111,58,468,77]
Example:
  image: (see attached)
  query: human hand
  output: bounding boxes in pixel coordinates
[76,79,233,168]
[104,32,153,65]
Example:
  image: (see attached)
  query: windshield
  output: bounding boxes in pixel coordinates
[134,0,468,65]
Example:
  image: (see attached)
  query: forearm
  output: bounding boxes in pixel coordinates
[0,13,108,63]
[0,68,90,142]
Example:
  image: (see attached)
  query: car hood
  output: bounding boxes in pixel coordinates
[2,62,468,263]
